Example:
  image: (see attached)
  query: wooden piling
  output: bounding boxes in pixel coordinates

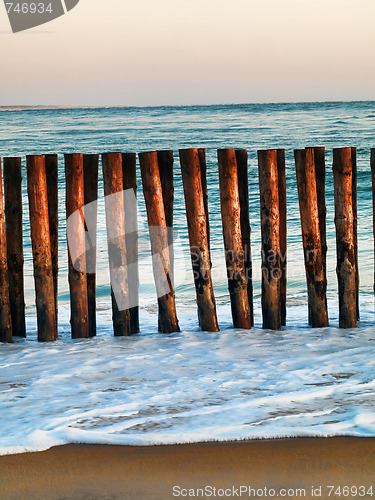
[235,149,254,327]
[4,157,26,338]
[371,149,375,295]
[65,154,89,339]
[276,150,287,326]
[332,148,357,329]
[0,158,12,343]
[313,147,328,310]
[102,153,131,337]
[139,151,180,333]
[122,152,139,334]
[294,148,329,327]
[198,149,211,251]
[83,154,99,337]
[351,147,359,321]
[258,150,281,330]
[306,147,328,325]
[45,154,59,324]
[179,148,219,332]
[218,148,251,329]
[196,148,215,327]
[157,151,175,286]
[27,155,57,342]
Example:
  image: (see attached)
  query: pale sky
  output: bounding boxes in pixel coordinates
[1,0,374,106]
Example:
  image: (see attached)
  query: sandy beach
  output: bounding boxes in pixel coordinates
[0,437,374,499]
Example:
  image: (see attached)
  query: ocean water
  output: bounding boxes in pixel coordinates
[0,101,375,455]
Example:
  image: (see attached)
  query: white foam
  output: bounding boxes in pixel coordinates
[1,296,375,455]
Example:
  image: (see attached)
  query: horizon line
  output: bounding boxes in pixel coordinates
[0,99,375,111]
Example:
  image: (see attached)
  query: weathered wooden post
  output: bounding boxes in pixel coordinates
[277,149,287,326]
[235,149,254,327]
[332,148,357,328]
[305,147,328,325]
[194,148,215,327]
[371,149,375,295]
[294,148,329,327]
[218,148,251,329]
[102,153,131,337]
[65,154,89,339]
[258,150,281,330]
[351,147,359,321]
[122,152,139,334]
[139,151,180,333]
[45,154,59,324]
[157,150,174,282]
[27,155,57,342]
[0,158,13,343]
[314,147,328,310]
[4,157,26,338]
[179,148,219,332]
[83,154,99,337]
[198,149,211,251]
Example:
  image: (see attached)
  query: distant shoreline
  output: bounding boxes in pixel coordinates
[0,437,374,499]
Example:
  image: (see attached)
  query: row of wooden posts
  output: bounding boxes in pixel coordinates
[0,147,373,343]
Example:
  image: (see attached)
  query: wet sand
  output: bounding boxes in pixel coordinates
[0,438,374,499]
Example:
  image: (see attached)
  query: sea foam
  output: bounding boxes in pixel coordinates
[1,296,374,456]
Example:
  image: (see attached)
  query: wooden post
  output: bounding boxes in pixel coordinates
[277,150,287,326]
[197,148,214,328]
[27,155,57,342]
[45,154,59,326]
[294,148,329,327]
[351,147,359,321]
[306,147,328,325]
[179,148,219,332]
[371,149,375,295]
[102,153,131,337]
[0,158,12,343]
[4,157,26,338]
[122,152,139,334]
[139,151,180,333]
[332,148,357,329]
[258,150,281,330]
[157,150,174,283]
[218,149,251,329]
[314,147,328,313]
[198,149,211,251]
[65,154,89,339]
[235,149,254,327]
[83,154,99,337]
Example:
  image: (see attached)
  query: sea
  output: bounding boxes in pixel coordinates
[0,101,374,455]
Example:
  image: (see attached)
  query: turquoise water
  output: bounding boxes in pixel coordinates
[0,102,374,322]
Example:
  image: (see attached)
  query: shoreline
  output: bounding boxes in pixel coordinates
[0,437,374,499]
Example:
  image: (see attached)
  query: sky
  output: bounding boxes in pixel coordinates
[1,0,374,106]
